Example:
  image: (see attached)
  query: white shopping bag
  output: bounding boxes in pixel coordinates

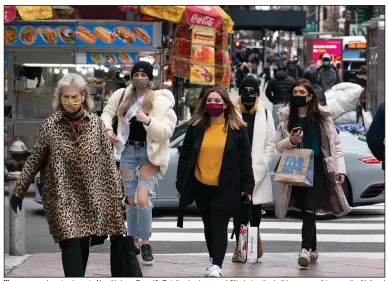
[237,223,258,263]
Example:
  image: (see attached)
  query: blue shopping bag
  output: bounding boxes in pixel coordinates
[274,148,314,187]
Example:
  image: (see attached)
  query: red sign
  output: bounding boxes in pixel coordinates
[185,6,222,31]
[118,6,140,13]
[312,40,343,67]
[4,6,17,23]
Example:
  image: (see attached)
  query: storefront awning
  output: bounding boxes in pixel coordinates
[119,5,234,33]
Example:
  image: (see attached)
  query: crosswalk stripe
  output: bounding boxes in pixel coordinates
[152,252,384,259]
[150,221,384,230]
[146,233,384,243]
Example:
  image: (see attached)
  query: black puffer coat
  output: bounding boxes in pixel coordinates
[265,70,295,104]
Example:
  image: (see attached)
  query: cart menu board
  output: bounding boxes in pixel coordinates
[87,52,137,65]
[4,23,154,47]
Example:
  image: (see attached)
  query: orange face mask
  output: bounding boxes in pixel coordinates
[61,95,83,113]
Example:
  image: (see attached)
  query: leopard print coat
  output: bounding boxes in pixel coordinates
[12,110,126,242]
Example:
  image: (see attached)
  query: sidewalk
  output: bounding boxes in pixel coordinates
[5,252,384,278]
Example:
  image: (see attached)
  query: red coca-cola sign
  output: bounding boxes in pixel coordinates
[185,6,222,31]
[191,14,214,27]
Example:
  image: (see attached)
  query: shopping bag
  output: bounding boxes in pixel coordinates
[237,200,258,263]
[274,148,314,187]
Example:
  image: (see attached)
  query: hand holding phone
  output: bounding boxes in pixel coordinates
[290,127,303,145]
[291,127,302,136]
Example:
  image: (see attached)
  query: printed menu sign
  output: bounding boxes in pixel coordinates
[4,23,154,47]
[192,26,215,46]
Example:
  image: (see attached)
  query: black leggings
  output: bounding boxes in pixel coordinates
[193,179,231,268]
[302,211,317,251]
[58,235,127,277]
[59,237,91,277]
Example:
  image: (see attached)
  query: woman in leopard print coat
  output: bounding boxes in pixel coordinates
[10,73,132,277]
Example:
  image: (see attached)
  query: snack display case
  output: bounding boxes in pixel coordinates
[4,19,162,150]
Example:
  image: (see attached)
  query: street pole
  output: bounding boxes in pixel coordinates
[8,171,25,256]
[317,6,321,32]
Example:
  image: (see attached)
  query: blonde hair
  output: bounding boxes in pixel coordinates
[189,85,246,131]
[118,86,154,117]
[53,73,94,111]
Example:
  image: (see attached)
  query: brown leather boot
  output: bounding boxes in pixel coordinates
[232,246,239,262]
[257,232,264,258]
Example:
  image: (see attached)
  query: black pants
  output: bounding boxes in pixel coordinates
[59,237,91,277]
[58,235,130,277]
[291,156,325,251]
[193,179,231,268]
[234,195,262,244]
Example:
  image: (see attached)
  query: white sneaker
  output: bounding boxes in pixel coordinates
[298,248,311,268]
[208,265,223,277]
[310,250,319,263]
[204,258,213,277]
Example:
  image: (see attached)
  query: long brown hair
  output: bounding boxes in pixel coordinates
[287,80,325,133]
[189,85,246,131]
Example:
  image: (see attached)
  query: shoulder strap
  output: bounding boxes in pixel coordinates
[115,89,126,117]
[265,108,268,121]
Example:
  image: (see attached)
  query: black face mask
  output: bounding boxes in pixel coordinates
[241,87,258,110]
[291,96,308,107]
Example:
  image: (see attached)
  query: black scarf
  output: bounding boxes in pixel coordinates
[61,106,85,121]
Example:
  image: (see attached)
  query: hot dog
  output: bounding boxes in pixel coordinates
[132,27,151,44]
[93,26,115,44]
[193,31,214,43]
[119,53,133,63]
[76,26,96,44]
[114,27,136,45]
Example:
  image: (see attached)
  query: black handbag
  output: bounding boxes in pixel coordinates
[112,89,126,135]
[110,235,143,277]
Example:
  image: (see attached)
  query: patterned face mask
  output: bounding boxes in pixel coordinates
[132,77,151,90]
[61,95,83,113]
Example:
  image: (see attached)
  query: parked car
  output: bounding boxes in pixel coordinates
[34,126,384,210]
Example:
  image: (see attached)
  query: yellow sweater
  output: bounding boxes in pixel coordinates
[195,120,228,186]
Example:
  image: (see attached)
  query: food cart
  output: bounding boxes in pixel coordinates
[4,19,163,150]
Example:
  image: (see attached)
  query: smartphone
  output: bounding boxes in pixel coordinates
[291,127,302,136]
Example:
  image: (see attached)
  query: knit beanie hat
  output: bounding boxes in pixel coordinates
[239,75,260,95]
[131,61,154,81]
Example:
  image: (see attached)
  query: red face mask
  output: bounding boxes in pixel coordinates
[206,103,224,117]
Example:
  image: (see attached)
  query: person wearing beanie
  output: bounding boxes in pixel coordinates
[316,53,341,92]
[101,61,177,265]
[232,76,276,263]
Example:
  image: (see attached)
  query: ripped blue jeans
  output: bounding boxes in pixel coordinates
[120,145,161,239]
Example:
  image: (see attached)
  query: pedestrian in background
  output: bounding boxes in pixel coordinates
[184,79,202,116]
[259,63,271,89]
[176,86,254,277]
[366,101,385,170]
[10,73,131,277]
[265,64,295,129]
[232,76,276,262]
[101,61,177,265]
[316,53,341,92]
[275,80,350,268]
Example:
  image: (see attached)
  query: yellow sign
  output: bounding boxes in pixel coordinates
[16,6,53,20]
[140,6,185,23]
[190,65,215,86]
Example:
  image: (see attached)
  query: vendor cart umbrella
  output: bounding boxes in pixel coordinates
[118,5,233,33]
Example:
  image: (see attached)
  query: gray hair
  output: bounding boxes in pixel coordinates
[53,73,94,111]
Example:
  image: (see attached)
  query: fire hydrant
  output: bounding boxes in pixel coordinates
[5,138,30,256]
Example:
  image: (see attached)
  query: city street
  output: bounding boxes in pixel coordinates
[4,197,384,255]
[4,197,384,277]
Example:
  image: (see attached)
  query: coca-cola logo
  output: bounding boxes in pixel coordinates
[191,14,214,27]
